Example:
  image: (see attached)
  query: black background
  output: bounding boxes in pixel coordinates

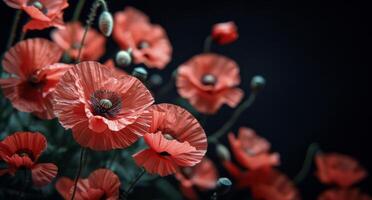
[1,0,371,199]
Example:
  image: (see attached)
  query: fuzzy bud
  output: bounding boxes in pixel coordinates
[132,67,148,82]
[99,11,113,37]
[149,74,163,86]
[216,177,232,195]
[250,75,266,92]
[216,144,231,161]
[115,50,132,67]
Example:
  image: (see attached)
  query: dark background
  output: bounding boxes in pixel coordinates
[1,0,371,199]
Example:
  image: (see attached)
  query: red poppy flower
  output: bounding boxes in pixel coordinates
[113,7,172,69]
[211,21,239,45]
[176,53,244,114]
[315,153,367,187]
[51,22,106,61]
[228,127,280,170]
[53,61,154,151]
[222,160,251,189]
[318,188,372,200]
[0,132,58,187]
[0,38,71,119]
[3,0,69,32]
[175,158,218,200]
[133,104,207,176]
[246,168,301,200]
[55,168,120,200]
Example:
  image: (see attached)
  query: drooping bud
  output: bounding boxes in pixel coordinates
[250,75,266,92]
[115,50,132,67]
[215,177,232,195]
[99,11,113,37]
[132,67,148,82]
[216,144,231,161]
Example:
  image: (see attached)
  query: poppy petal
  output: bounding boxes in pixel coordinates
[31,163,58,187]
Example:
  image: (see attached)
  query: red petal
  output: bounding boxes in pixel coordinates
[31,163,58,187]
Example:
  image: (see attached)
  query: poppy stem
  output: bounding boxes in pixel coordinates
[72,0,87,21]
[76,0,108,63]
[19,31,27,42]
[18,169,30,200]
[203,35,213,52]
[208,92,257,143]
[121,168,146,200]
[6,10,22,50]
[70,147,86,200]
[293,143,321,184]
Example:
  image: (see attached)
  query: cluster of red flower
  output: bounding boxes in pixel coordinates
[0,1,369,200]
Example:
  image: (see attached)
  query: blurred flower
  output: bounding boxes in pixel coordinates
[103,59,128,76]
[53,61,154,151]
[318,188,372,200]
[56,168,120,200]
[133,103,207,176]
[176,53,244,114]
[175,158,218,200]
[113,7,172,69]
[222,160,250,189]
[246,168,301,200]
[315,153,367,187]
[0,38,71,119]
[228,127,280,170]
[51,22,106,61]
[211,21,238,45]
[3,0,69,32]
[0,132,58,187]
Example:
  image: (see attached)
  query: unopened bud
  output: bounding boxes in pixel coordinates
[115,50,132,67]
[216,177,232,195]
[132,67,148,82]
[250,75,266,92]
[99,11,113,37]
[149,74,163,86]
[216,144,230,161]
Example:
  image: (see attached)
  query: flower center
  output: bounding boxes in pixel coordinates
[164,134,174,140]
[138,41,150,49]
[16,149,35,161]
[201,74,217,86]
[28,0,48,14]
[28,72,46,89]
[91,90,122,118]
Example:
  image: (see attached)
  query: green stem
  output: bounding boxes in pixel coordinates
[208,93,257,143]
[6,10,22,50]
[293,143,321,184]
[121,168,146,200]
[76,0,108,63]
[72,0,87,21]
[70,148,86,200]
[19,31,27,42]
[203,35,213,52]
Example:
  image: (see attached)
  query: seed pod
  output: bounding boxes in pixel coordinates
[216,177,232,195]
[132,67,148,82]
[216,144,231,161]
[115,50,132,67]
[99,11,113,37]
[251,75,266,92]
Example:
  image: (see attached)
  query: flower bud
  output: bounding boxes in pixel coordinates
[215,177,232,195]
[99,11,113,37]
[216,144,230,161]
[250,75,266,92]
[149,74,163,86]
[132,67,148,82]
[115,50,132,67]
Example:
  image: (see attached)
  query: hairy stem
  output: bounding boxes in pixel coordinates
[70,148,86,200]
[208,93,257,143]
[6,10,22,50]
[121,168,146,200]
[293,143,321,184]
[203,35,213,52]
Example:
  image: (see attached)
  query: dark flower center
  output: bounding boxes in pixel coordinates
[159,151,171,156]
[28,73,46,89]
[16,149,35,161]
[201,74,217,86]
[138,41,150,49]
[28,0,48,14]
[91,90,122,118]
